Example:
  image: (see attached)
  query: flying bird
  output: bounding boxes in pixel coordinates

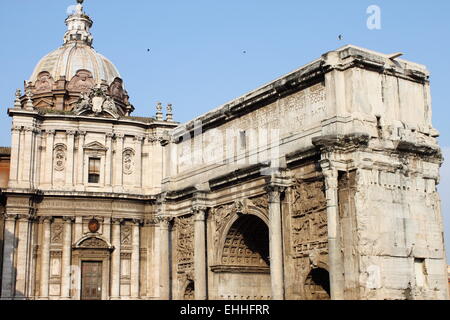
[338,34,343,41]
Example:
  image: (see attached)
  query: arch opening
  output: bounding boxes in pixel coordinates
[216,214,271,300]
[304,268,330,300]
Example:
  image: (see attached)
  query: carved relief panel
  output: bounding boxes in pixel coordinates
[54,144,67,172]
[34,71,54,93]
[175,215,194,273]
[51,222,63,245]
[67,70,95,93]
[290,178,328,263]
[123,148,135,175]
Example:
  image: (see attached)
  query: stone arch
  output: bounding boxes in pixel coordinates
[219,214,269,268]
[182,280,195,300]
[215,200,269,264]
[304,267,331,300]
[213,203,272,300]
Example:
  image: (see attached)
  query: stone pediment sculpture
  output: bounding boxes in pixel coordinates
[74,85,122,119]
[84,141,108,152]
[73,235,114,251]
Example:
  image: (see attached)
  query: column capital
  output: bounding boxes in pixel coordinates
[111,217,124,225]
[11,125,22,133]
[23,126,36,133]
[62,216,75,223]
[105,132,114,139]
[319,160,339,189]
[4,214,18,221]
[132,218,144,226]
[193,206,207,221]
[156,215,173,229]
[114,133,125,140]
[134,135,145,142]
[45,129,56,136]
[17,214,32,222]
[66,130,77,136]
[38,216,53,224]
[77,130,87,137]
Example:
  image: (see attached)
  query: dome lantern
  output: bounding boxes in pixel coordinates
[63,0,94,46]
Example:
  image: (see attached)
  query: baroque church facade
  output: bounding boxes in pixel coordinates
[0,1,448,300]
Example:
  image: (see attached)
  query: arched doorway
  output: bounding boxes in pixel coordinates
[304,268,330,300]
[214,215,271,300]
[72,236,113,300]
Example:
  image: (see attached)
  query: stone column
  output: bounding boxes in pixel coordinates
[158,216,172,300]
[65,131,76,188]
[9,126,21,183]
[114,134,124,192]
[134,136,144,188]
[22,127,34,187]
[39,217,51,299]
[44,130,55,187]
[110,218,122,299]
[15,214,32,299]
[321,161,344,300]
[193,206,207,300]
[105,133,113,187]
[131,219,141,299]
[267,185,285,300]
[61,217,73,299]
[1,214,17,299]
[76,131,86,187]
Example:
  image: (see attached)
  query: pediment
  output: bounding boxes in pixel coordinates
[73,235,114,251]
[84,141,108,151]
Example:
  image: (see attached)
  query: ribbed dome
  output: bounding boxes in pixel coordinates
[29,42,121,85]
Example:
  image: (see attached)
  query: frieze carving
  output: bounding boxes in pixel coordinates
[175,215,194,273]
[123,148,135,175]
[54,144,67,172]
[290,178,328,259]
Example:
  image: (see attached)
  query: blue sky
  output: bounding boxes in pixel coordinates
[0,0,449,261]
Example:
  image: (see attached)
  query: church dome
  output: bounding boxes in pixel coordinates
[29,43,121,86]
[24,0,133,114]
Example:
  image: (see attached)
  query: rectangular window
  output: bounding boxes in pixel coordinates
[88,158,101,184]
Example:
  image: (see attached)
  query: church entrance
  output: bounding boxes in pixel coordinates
[81,261,103,300]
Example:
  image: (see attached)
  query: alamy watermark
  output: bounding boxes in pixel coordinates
[367,5,382,30]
